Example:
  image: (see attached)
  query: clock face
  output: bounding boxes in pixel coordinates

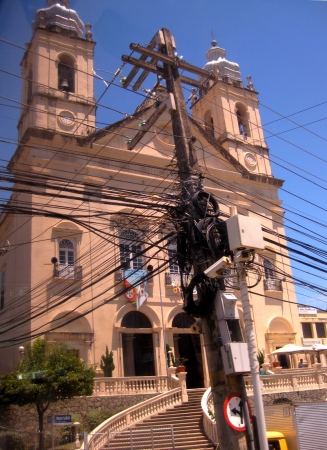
[223,394,252,432]
[244,152,256,167]
[59,111,75,126]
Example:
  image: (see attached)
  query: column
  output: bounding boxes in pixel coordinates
[200,334,210,388]
[123,334,135,376]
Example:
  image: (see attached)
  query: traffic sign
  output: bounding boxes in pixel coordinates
[223,394,252,432]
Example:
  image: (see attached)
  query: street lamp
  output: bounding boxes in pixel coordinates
[18,346,24,359]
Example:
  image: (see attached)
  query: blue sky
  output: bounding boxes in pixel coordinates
[0,0,327,309]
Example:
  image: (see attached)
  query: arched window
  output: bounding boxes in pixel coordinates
[58,54,75,93]
[263,257,275,279]
[59,239,75,265]
[57,239,77,280]
[262,256,282,291]
[167,239,179,274]
[204,110,215,138]
[122,311,152,328]
[27,68,33,104]
[119,229,143,269]
[172,313,195,328]
[235,102,251,137]
[47,312,92,362]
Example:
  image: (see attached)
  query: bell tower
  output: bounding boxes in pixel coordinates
[19,0,95,140]
[191,40,272,177]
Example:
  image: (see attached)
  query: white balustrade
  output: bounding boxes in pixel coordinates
[93,376,169,396]
[243,368,327,395]
[82,388,183,450]
[201,387,218,446]
[170,375,180,389]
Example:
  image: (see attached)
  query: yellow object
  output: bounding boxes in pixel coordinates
[267,431,288,450]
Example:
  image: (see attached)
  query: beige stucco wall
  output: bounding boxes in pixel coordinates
[0,16,304,380]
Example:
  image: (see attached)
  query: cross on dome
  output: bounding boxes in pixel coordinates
[203,39,242,82]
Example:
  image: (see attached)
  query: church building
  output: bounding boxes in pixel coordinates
[0,0,303,382]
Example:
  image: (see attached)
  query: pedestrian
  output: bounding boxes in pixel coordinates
[298,358,304,368]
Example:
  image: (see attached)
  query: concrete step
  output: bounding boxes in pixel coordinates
[103,444,214,450]
[141,418,202,425]
[158,404,202,411]
[127,428,207,438]
[155,411,202,416]
[106,435,209,444]
[145,411,202,420]
[103,439,213,449]
[141,418,202,427]
[100,388,214,450]
[134,422,203,430]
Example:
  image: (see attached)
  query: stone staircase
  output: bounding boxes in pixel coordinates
[103,389,215,450]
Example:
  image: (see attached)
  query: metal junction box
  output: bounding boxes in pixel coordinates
[226,215,264,251]
[220,292,239,319]
[221,342,250,375]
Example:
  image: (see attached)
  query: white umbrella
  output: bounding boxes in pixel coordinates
[309,344,327,364]
[270,344,308,355]
[269,344,309,369]
[312,344,327,352]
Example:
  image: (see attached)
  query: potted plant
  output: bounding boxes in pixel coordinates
[177,356,188,373]
[100,346,115,377]
[257,349,265,368]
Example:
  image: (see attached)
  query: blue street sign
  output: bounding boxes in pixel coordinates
[47,415,72,425]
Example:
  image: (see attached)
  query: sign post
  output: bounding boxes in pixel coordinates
[52,417,54,450]
[47,414,72,450]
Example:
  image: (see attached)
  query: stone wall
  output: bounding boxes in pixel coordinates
[0,394,158,432]
[247,388,327,408]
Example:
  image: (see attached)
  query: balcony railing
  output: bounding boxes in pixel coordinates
[54,263,82,280]
[165,272,192,287]
[114,269,153,285]
[114,269,124,283]
[264,278,283,292]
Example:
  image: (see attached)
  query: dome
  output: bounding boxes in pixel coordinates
[203,40,242,82]
[34,0,84,38]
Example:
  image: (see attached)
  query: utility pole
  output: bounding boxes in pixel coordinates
[122,28,262,450]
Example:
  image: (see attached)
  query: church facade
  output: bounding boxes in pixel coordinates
[0,0,303,382]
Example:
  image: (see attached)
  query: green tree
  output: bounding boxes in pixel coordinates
[0,338,95,450]
[100,346,115,377]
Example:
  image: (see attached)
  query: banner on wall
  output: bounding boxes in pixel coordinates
[124,269,148,309]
